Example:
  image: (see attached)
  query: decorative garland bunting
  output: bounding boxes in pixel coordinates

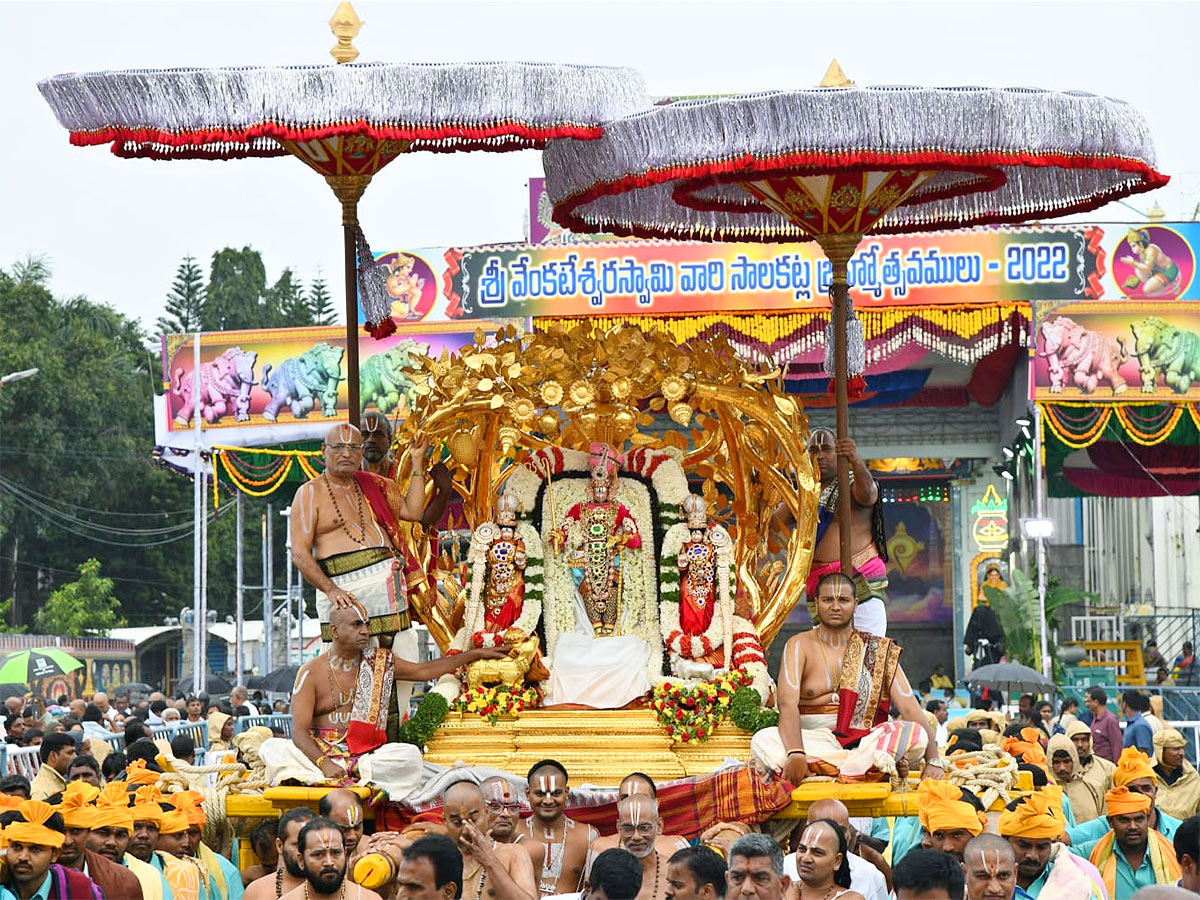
[534,304,1027,365]
[210,445,324,505]
[451,684,540,725]
[650,669,753,743]
[1040,402,1199,450]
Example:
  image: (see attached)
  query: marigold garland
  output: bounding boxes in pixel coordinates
[1041,402,1199,450]
[650,669,753,744]
[451,684,540,726]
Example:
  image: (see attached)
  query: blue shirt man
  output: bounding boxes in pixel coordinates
[1122,691,1155,756]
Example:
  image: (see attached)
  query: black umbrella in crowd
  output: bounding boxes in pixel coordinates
[174,674,232,696]
[248,666,300,694]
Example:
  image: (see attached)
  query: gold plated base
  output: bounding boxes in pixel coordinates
[423,708,754,785]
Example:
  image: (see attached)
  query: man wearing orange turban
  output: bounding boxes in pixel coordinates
[154,806,208,900]
[998,790,1105,900]
[1068,747,1182,849]
[55,782,144,900]
[2,799,105,900]
[917,780,986,863]
[169,791,243,900]
[1076,786,1180,900]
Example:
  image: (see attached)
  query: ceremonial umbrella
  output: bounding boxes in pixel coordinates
[0,648,83,683]
[542,62,1166,580]
[36,2,647,424]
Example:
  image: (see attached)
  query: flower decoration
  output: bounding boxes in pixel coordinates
[650,669,754,743]
[611,375,633,399]
[509,396,537,424]
[540,380,565,406]
[669,402,693,426]
[567,379,595,407]
[452,684,541,726]
[661,374,689,402]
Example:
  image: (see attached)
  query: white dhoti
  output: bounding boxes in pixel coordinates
[751,714,927,779]
[316,554,421,717]
[259,736,423,800]
[546,633,651,708]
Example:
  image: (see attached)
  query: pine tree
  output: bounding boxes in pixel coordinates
[268,268,314,327]
[203,247,267,331]
[308,274,337,325]
[155,254,205,335]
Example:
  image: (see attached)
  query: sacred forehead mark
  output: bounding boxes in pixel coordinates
[536,775,563,793]
[802,822,830,849]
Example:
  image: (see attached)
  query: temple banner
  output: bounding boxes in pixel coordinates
[160,321,513,441]
[1033,301,1200,402]
[379,222,1200,321]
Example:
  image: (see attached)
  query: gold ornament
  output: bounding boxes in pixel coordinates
[396,322,820,652]
[669,402,693,426]
[447,427,479,466]
[568,380,595,407]
[661,373,689,402]
[509,396,537,423]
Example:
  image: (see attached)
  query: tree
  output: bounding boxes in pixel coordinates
[984,568,1097,682]
[34,559,125,637]
[267,268,313,328]
[10,254,50,288]
[308,274,337,325]
[156,254,206,336]
[203,246,267,331]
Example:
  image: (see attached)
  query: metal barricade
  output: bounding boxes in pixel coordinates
[234,715,292,737]
[7,745,39,780]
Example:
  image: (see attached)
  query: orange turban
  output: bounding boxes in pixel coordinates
[169,791,206,828]
[125,760,161,786]
[1113,747,1156,787]
[917,780,985,835]
[1003,736,1049,768]
[1106,786,1152,817]
[131,786,164,826]
[997,790,1065,839]
[57,782,100,830]
[91,783,133,833]
[5,800,66,849]
[158,808,189,835]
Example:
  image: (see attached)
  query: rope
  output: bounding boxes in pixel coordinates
[943,748,1020,811]
[155,752,271,850]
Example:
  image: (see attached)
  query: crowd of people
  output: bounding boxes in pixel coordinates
[0,692,1194,900]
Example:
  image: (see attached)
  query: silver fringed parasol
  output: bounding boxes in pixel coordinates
[542,66,1167,594]
[38,7,648,423]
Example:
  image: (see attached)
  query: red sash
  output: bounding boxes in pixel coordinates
[346,648,394,755]
[833,631,901,747]
[354,471,426,615]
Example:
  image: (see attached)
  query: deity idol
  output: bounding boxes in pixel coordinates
[543,444,656,708]
[550,445,642,636]
[661,495,770,698]
[450,494,547,690]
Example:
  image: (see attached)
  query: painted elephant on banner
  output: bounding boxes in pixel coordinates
[1131,316,1200,394]
[1039,316,1128,395]
[260,342,344,421]
[172,347,258,426]
[360,339,430,414]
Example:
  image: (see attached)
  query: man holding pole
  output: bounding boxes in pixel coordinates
[804,428,889,636]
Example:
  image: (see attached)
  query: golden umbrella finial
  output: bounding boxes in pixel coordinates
[329,2,364,64]
[819,59,855,88]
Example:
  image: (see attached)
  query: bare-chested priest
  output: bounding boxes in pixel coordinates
[806,428,889,636]
[480,777,544,884]
[525,760,597,897]
[260,603,505,798]
[291,423,433,717]
[443,780,538,900]
[590,774,687,862]
[752,572,942,783]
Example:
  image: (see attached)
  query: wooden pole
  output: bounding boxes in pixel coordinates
[327,175,372,428]
[816,233,864,580]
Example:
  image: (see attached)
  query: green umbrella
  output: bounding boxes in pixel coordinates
[0,648,84,683]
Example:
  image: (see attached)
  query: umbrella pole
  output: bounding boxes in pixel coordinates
[328,175,373,428]
[816,233,863,580]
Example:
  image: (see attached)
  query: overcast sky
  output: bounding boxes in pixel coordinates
[2,0,1198,331]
